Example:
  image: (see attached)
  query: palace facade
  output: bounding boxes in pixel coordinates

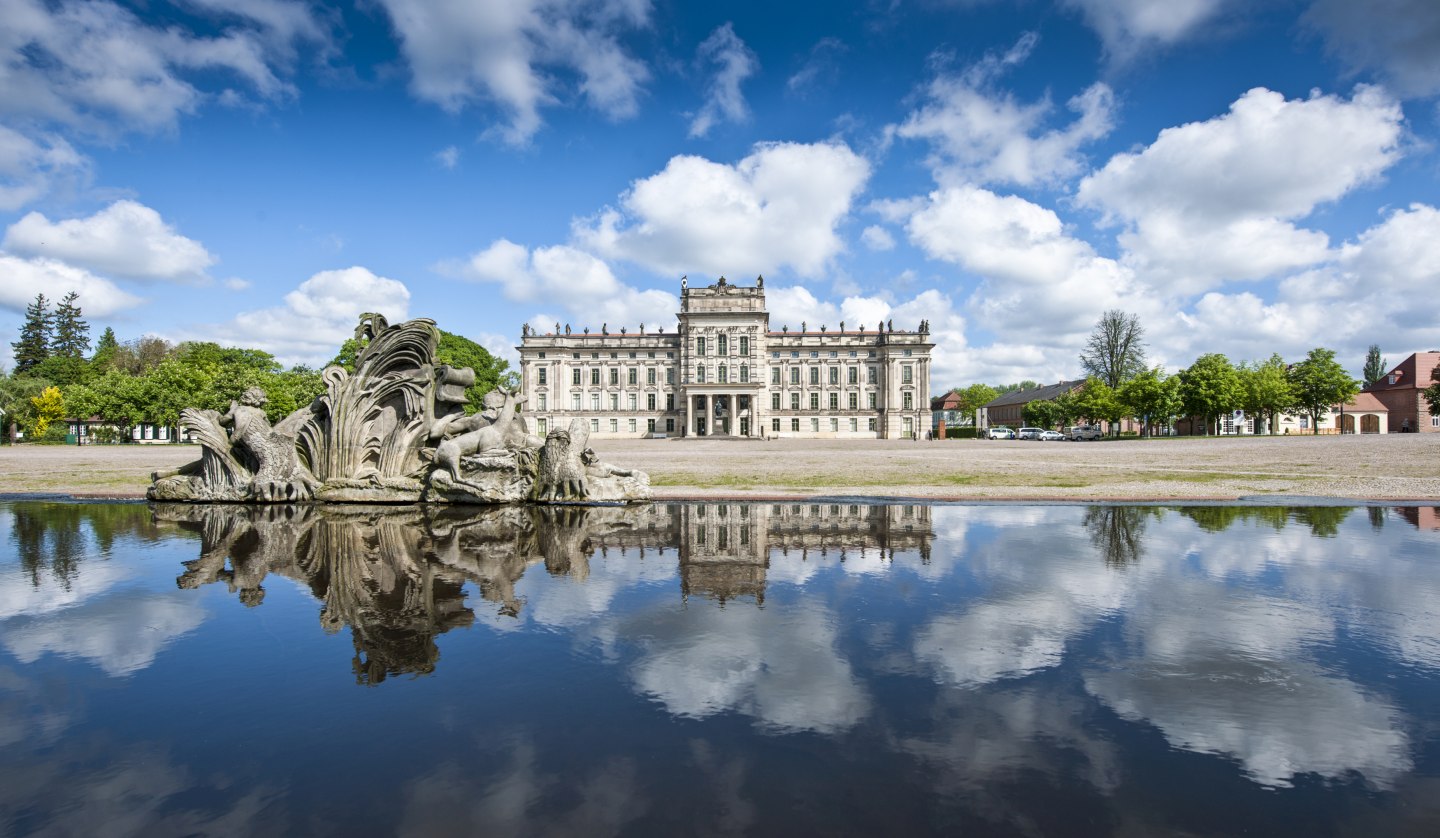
[517,276,933,439]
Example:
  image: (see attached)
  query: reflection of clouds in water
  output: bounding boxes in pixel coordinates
[0,555,134,620]
[398,739,645,838]
[1086,577,1411,789]
[626,603,869,733]
[523,549,676,628]
[0,667,72,749]
[3,591,205,676]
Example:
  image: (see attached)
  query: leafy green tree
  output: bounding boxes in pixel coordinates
[0,375,52,442]
[1071,377,1125,432]
[26,354,89,388]
[113,336,175,375]
[11,294,52,376]
[1117,366,1182,436]
[1178,354,1242,435]
[51,291,90,359]
[1079,310,1147,388]
[1021,398,1065,429]
[1238,354,1295,435]
[1425,366,1440,417]
[994,379,1041,396]
[1362,344,1387,388]
[957,383,999,422]
[29,386,65,437]
[1287,347,1359,435]
[139,358,215,433]
[65,369,145,438]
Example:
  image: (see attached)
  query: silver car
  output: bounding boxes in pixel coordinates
[1067,425,1103,441]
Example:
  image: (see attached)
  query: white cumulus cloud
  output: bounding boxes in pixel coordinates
[0,253,143,317]
[4,200,216,283]
[1063,0,1230,61]
[375,0,651,146]
[0,126,89,211]
[576,141,872,278]
[1078,85,1405,292]
[206,267,411,366]
[450,239,677,330]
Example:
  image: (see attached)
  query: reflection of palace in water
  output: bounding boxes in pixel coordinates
[153,501,934,682]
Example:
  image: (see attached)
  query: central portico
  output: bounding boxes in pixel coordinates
[679,275,768,437]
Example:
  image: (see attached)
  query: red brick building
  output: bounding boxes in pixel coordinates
[1362,352,1440,433]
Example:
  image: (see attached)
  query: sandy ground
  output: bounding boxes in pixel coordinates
[1,434,1437,501]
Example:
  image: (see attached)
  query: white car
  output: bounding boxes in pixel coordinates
[986,426,1015,439]
[1067,425,1103,441]
[1017,427,1044,440]
[1038,430,1065,441]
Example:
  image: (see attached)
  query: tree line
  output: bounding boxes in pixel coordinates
[1,293,515,443]
[947,310,1390,436]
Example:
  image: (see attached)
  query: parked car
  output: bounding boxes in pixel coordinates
[1038,430,1065,441]
[1017,427,1044,440]
[987,426,1015,439]
[1066,424,1103,441]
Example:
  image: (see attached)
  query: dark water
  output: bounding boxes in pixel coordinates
[3,500,1440,837]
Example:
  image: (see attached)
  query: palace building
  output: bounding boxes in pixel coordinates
[516,276,933,439]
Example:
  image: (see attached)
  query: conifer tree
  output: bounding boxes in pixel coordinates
[10,294,52,376]
[91,327,119,370]
[52,291,90,358]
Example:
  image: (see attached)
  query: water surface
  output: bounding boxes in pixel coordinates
[3,500,1439,836]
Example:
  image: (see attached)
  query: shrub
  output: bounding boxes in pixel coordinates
[946,427,979,439]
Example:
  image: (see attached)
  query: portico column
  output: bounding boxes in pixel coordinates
[686,393,695,436]
[704,394,713,435]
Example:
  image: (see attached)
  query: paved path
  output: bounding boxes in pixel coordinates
[2,434,1437,501]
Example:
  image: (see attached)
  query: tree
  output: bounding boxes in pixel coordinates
[11,294,52,376]
[28,386,65,438]
[958,383,999,417]
[331,329,511,413]
[1079,310,1147,389]
[1178,354,1241,435]
[1238,354,1294,435]
[1071,377,1125,431]
[994,380,1041,396]
[51,291,90,359]
[1022,398,1065,429]
[0,375,52,442]
[1117,366,1182,436]
[1426,366,1440,417]
[113,336,175,375]
[90,327,120,375]
[1287,347,1359,435]
[1363,344,1387,388]
[65,369,145,438]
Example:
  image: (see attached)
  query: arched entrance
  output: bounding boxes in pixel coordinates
[1341,414,1356,434]
[1361,414,1380,434]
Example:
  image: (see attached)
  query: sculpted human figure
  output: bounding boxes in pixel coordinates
[434,388,525,486]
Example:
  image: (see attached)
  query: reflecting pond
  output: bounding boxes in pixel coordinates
[3,500,1440,836]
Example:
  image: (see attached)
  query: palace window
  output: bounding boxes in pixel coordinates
[791,351,799,358]
[697,365,706,383]
[628,368,637,385]
[573,353,580,359]
[868,418,876,431]
[772,393,781,410]
[810,351,819,358]
[867,367,877,385]
[902,366,913,384]
[868,393,876,409]
[772,368,780,384]
[629,352,636,359]
[591,394,601,410]
[847,367,857,384]
[791,393,800,410]
[591,418,599,432]
[538,394,546,410]
[666,418,675,432]
[718,334,728,355]
[831,418,839,432]
[648,418,656,432]
[772,418,781,432]
[591,369,600,386]
[609,369,619,386]
[810,393,820,410]
[718,366,729,383]
[828,393,838,410]
[628,419,636,433]
[903,392,913,410]
[696,336,706,356]
[904,349,912,356]
[628,394,637,411]
[537,418,547,435]
[572,394,581,410]
[610,419,618,432]
[647,368,656,385]
[812,418,820,432]
[666,394,674,410]
[538,369,547,385]
[572,369,581,385]
[830,351,838,358]
[791,418,800,432]
[740,365,749,383]
[849,418,857,432]
[809,368,820,385]
[739,336,748,355]
[666,369,674,384]
[790,367,800,384]
[648,393,656,410]
[848,393,857,410]
[610,394,619,410]
[829,367,839,385]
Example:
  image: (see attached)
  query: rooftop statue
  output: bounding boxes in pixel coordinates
[150,314,650,505]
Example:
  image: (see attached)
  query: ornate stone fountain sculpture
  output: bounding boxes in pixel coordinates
[149,314,650,505]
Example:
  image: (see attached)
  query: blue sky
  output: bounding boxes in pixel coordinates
[2,0,1438,387]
